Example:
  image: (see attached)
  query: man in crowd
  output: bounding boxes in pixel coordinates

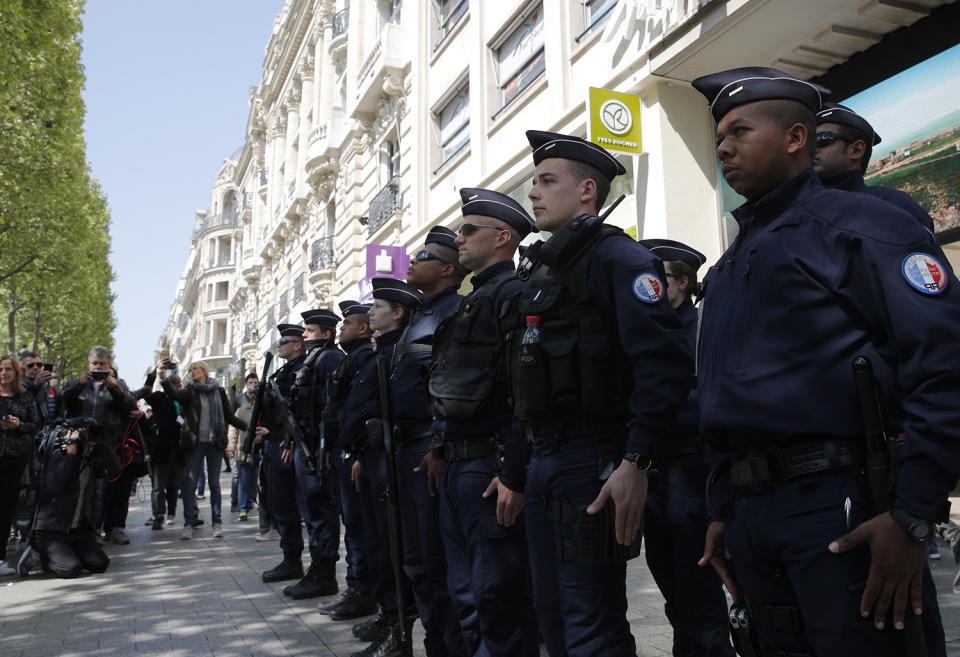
[20,351,61,423]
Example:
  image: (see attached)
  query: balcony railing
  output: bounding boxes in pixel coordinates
[243,323,257,344]
[310,236,335,272]
[279,293,288,318]
[259,168,269,187]
[367,176,401,235]
[293,274,305,302]
[194,212,238,238]
[333,8,348,37]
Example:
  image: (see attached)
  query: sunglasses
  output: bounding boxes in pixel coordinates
[458,223,504,237]
[278,338,300,345]
[414,250,447,264]
[815,131,854,148]
[24,362,42,369]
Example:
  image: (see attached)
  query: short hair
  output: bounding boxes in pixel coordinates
[244,371,258,382]
[565,159,611,213]
[19,350,40,361]
[88,345,112,363]
[0,355,25,394]
[388,302,412,328]
[759,99,816,162]
[833,127,873,174]
[666,259,700,299]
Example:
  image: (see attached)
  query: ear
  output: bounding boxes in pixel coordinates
[848,139,867,162]
[579,177,598,207]
[785,122,809,156]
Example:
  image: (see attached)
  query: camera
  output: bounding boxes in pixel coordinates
[50,417,104,451]
[42,363,53,372]
[1,414,12,421]
[90,370,109,381]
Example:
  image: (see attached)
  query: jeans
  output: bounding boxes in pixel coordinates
[237,450,260,513]
[183,442,224,526]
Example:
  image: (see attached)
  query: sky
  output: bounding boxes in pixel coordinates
[80,0,284,379]
[842,42,960,159]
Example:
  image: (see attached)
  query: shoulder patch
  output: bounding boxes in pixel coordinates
[902,253,948,295]
[632,273,665,303]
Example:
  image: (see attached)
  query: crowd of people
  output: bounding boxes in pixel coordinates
[3,65,960,657]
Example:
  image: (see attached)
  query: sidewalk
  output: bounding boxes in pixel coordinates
[1,474,958,657]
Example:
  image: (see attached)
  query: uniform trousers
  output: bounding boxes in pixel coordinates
[440,446,538,657]
[34,529,109,578]
[726,469,946,656]
[293,446,340,562]
[265,439,306,559]
[330,446,368,590]
[397,437,467,657]
[523,485,568,657]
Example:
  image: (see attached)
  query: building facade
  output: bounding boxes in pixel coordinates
[160,0,959,381]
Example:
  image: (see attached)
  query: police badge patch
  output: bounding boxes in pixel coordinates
[632,273,664,303]
[902,253,948,295]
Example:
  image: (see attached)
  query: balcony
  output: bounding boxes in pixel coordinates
[258,168,268,198]
[366,176,401,235]
[309,236,335,272]
[283,180,307,219]
[242,323,257,348]
[352,22,408,117]
[193,212,238,239]
[329,8,348,57]
[306,108,347,176]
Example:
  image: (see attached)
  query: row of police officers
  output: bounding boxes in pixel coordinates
[246,66,959,657]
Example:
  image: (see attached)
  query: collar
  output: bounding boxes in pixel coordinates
[375,328,404,349]
[733,168,823,229]
[471,260,515,290]
[420,285,458,313]
[821,168,866,193]
[340,337,371,354]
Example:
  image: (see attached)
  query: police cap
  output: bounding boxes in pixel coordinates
[276,324,304,338]
[640,239,707,271]
[371,277,423,309]
[338,300,371,317]
[816,102,881,146]
[691,66,829,123]
[424,225,470,277]
[526,130,626,181]
[459,188,537,238]
[300,309,341,328]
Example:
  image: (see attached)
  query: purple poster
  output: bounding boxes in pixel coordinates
[357,243,409,301]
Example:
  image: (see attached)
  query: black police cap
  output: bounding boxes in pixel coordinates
[371,277,423,309]
[526,130,626,181]
[425,225,458,251]
[338,300,371,317]
[276,323,304,338]
[300,309,341,328]
[691,66,830,123]
[816,102,881,146]
[640,239,707,271]
[459,188,537,238]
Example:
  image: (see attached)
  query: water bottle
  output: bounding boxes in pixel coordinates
[521,316,541,345]
[518,316,548,414]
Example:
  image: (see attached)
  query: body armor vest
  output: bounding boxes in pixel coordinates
[429,270,515,421]
[292,343,335,436]
[510,222,631,423]
[325,342,373,431]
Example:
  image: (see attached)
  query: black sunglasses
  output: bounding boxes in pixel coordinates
[415,250,447,264]
[24,362,42,369]
[458,223,504,237]
[278,338,300,345]
[816,131,854,148]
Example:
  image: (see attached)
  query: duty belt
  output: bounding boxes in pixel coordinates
[523,415,623,445]
[395,422,434,444]
[729,439,857,493]
[442,438,496,462]
[658,436,703,463]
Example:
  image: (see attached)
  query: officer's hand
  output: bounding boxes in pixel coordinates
[829,511,926,630]
[587,461,647,545]
[414,453,444,496]
[281,447,293,464]
[351,460,362,492]
[482,476,523,526]
[698,521,740,601]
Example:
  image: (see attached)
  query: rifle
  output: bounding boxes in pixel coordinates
[270,378,317,474]
[852,356,926,657]
[365,355,409,649]
[242,351,274,456]
[316,373,332,479]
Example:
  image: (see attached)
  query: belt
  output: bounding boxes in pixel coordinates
[523,415,624,444]
[658,437,703,463]
[729,439,857,493]
[395,422,434,444]
[442,438,495,462]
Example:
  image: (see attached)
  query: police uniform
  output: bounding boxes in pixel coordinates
[692,67,958,656]
[261,323,309,583]
[816,102,936,233]
[511,131,693,657]
[344,278,421,657]
[638,239,734,657]
[281,309,346,599]
[391,227,467,657]
[429,189,540,657]
[318,300,377,620]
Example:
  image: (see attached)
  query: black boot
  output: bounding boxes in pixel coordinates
[321,585,377,619]
[262,557,304,583]
[368,624,412,657]
[352,609,388,641]
[282,559,338,599]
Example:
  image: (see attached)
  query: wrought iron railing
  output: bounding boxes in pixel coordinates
[367,176,400,235]
[333,8,348,37]
[310,236,336,272]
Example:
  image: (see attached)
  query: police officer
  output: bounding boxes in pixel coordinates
[814,102,935,233]
[638,239,734,657]
[512,132,692,657]
[258,323,309,584]
[318,301,377,621]
[280,309,346,599]
[345,278,421,657]
[392,226,468,657]
[691,66,957,656]
[429,188,539,657]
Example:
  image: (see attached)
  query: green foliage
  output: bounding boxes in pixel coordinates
[0,0,115,380]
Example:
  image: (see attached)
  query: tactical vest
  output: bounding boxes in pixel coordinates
[292,342,335,433]
[325,342,373,431]
[429,270,515,421]
[510,221,631,423]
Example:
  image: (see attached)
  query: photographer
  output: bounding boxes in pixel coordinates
[61,347,136,545]
[20,352,61,423]
[33,420,121,577]
[1,355,40,576]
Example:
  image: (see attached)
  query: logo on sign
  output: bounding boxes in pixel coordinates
[632,273,664,303]
[902,253,948,295]
[600,99,632,135]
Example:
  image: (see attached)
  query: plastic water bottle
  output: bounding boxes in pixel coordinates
[521,315,541,345]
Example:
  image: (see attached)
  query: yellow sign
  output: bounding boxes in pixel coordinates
[588,87,642,155]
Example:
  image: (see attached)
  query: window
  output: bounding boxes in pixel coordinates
[576,0,617,42]
[215,282,229,301]
[435,0,467,47]
[380,139,400,186]
[436,83,470,169]
[496,4,545,110]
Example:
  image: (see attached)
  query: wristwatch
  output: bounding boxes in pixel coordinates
[622,452,653,472]
[890,508,934,543]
